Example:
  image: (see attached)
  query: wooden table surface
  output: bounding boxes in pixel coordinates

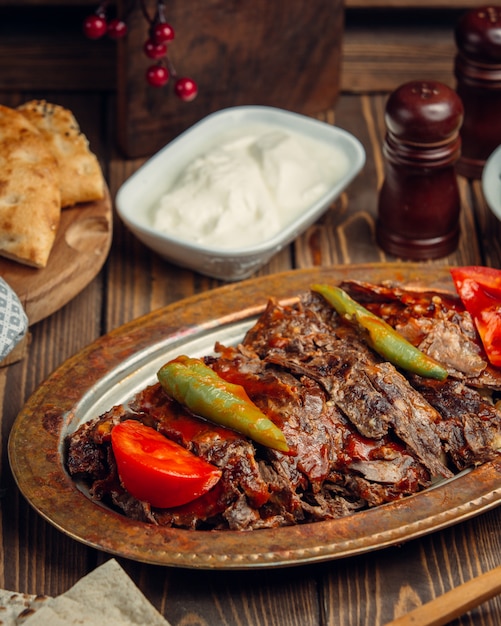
[2,89,501,626]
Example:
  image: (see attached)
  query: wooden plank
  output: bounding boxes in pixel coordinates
[0,1,96,4]
[341,27,457,92]
[0,5,116,91]
[346,0,487,7]
[341,7,461,93]
[0,2,469,96]
[0,0,483,8]
[385,564,501,626]
[116,0,344,158]
[0,4,474,98]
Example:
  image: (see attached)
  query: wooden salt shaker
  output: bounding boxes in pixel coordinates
[455,5,501,179]
[376,80,464,260]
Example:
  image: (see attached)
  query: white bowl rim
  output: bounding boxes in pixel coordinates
[482,144,501,221]
[115,105,366,258]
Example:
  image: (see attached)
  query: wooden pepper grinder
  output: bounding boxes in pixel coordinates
[455,5,501,179]
[376,80,464,260]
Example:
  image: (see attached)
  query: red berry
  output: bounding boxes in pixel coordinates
[83,14,108,39]
[146,65,170,87]
[174,77,198,102]
[153,22,175,44]
[107,18,128,39]
[143,38,168,60]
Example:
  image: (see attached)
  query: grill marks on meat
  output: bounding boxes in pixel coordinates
[370,363,451,477]
[65,282,501,531]
[131,383,271,511]
[66,406,159,524]
[410,377,501,469]
[340,280,501,390]
[210,343,431,511]
[242,295,452,478]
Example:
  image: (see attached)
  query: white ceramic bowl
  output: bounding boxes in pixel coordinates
[115,106,366,281]
[482,144,501,220]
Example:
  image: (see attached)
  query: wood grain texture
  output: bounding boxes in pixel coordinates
[341,5,468,93]
[346,0,489,7]
[0,0,485,6]
[116,0,344,157]
[341,28,457,93]
[0,4,474,97]
[385,564,501,625]
[0,5,116,91]
[2,88,501,626]
[0,190,112,325]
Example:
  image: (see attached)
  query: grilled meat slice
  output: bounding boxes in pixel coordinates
[66,405,123,480]
[410,376,501,469]
[65,280,501,531]
[242,295,452,478]
[68,362,424,530]
[66,406,159,524]
[211,342,432,499]
[369,362,451,477]
[340,280,501,389]
[130,383,271,512]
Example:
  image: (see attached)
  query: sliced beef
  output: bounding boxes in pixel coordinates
[131,383,271,511]
[66,406,159,524]
[211,342,432,496]
[341,279,501,390]
[65,281,501,531]
[369,363,451,477]
[66,405,124,479]
[242,296,451,478]
[410,376,501,469]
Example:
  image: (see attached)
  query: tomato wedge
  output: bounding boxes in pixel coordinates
[111,420,222,508]
[450,266,501,367]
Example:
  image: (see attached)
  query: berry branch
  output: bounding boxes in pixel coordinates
[83,0,198,101]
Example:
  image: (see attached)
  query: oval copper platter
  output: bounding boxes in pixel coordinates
[8,263,501,569]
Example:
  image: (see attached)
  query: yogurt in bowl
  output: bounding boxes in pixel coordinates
[152,124,351,250]
[116,106,365,281]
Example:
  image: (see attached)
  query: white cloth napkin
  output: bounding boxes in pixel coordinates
[0,277,28,361]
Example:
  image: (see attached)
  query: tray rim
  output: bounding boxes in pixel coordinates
[8,262,501,570]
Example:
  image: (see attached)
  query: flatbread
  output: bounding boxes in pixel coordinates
[0,560,171,625]
[17,100,105,208]
[0,588,50,625]
[18,559,171,626]
[0,104,61,268]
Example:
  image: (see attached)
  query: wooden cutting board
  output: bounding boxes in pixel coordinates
[0,187,113,326]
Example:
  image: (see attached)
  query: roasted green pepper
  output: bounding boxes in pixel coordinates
[157,355,289,452]
[311,283,448,381]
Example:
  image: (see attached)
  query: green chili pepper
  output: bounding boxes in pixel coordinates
[157,355,289,452]
[311,283,448,381]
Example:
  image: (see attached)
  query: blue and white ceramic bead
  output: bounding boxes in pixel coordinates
[0,277,28,361]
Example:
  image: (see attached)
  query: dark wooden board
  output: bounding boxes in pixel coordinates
[116,0,344,157]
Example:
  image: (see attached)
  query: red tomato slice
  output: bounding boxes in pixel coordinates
[450,266,501,367]
[111,420,222,508]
